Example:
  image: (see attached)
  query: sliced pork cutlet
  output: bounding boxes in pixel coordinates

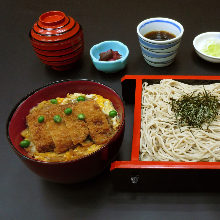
[60,104,89,146]
[43,104,74,154]
[75,100,112,145]
[26,106,54,153]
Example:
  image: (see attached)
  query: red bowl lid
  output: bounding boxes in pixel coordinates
[30,22,80,42]
[30,11,81,42]
[39,11,70,28]
[34,16,75,36]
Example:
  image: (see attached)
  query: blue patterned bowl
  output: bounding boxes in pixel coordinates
[137,17,184,67]
[90,41,129,73]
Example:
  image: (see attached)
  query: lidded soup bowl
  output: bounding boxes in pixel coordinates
[29,11,84,71]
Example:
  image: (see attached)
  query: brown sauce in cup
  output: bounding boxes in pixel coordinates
[144,31,176,41]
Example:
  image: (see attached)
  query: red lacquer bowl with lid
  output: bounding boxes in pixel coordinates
[29,11,84,71]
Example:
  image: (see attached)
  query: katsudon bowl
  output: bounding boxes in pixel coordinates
[7,80,125,183]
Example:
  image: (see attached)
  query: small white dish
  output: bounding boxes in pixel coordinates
[193,32,220,63]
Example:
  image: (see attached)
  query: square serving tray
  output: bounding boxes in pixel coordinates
[110,75,220,190]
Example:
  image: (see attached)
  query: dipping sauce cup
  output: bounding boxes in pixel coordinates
[137,17,184,67]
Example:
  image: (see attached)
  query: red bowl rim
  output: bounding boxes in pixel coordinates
[6,79,125,165]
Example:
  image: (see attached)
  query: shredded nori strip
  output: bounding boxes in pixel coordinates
[170,89,220,129]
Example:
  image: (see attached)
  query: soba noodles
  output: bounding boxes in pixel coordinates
[140,79,220,162]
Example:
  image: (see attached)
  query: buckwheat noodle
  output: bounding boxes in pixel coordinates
[140,79,220,162]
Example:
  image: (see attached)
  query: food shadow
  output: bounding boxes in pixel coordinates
[89,63,127,81]
[191,51,220,73]
[44,58,85,79]
[41,167,113,207]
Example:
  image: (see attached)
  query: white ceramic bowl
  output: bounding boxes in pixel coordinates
[193,32,220,63]
[137,17,184,67]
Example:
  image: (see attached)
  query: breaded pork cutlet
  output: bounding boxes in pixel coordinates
[43,104,74,154]
[75,100,112,144]
[26,107,54,153]
[60,104,89,145]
